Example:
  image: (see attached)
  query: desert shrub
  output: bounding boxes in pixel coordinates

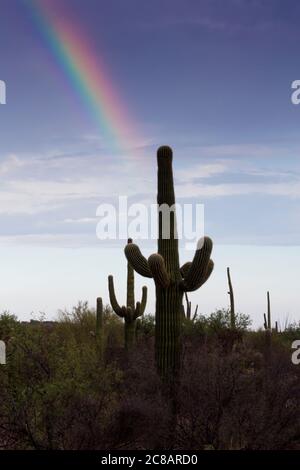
[58,301,123,349]
[176,342,300,450]
[137,315,155,338]
[206,308,252,334]
[0,311,19,340]
[281,321,300,344]
[182,314,207,338]
[0,318,122,449]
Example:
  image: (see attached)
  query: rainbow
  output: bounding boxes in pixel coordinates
[24,0,140,154]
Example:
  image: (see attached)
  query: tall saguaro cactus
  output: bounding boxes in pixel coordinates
[108,239,147,351]
[124,146,214,379]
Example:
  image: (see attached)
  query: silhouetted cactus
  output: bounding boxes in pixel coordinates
[108,239,147,351]
[263,291,276,332]
[263,291,274,358]
[96,297,103,338]
[227,267,235,329]
[125,146,214,379]
[182,292,198,321]
[96,297,104,357]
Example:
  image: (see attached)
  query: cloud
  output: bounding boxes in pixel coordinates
[1,142,300,218]
[176,162,229,182]
[0,144,156,215]
[63,217,97,224]
[174,143,300,199]
[186,143,299,160]
[0,154,24,175]
[177,181,300,199]
[136,0,300,37]
[0,233,97,248]
[0,140,299,252]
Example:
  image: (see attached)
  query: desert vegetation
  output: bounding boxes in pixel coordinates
[0,306,300,449]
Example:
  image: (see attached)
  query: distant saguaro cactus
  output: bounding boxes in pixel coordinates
[263,291,274,332]
[227,267,235,329]
[183,292,198,321]
[96,297,103,339]
[95,297,104,357]
[125,146,214,379]
[108,239,147,351]
[263,291,275,356]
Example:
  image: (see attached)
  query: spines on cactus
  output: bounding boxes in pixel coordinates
[124,146,214,380]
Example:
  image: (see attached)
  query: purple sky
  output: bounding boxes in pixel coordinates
[0,0,300,325]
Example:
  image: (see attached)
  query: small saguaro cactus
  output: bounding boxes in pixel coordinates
[227,267,235,329]
[183,292,198,321]
[263,291,275,332]
[108,238,147,351]
[124,146,214,379]
[96,297,103,339]
[263,291,277,355]
[95,297,104,357]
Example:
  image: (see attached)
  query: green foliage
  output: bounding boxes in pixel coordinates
[137,314,155,337]
[182,313,208,337]
[0,309,122,449]
[205,308,252,333]
[181,308,251,338]
[279,321,300,345]
[57,300,124,349]
[0,310,19,339]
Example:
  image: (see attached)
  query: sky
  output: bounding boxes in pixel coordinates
[0,0,300,327]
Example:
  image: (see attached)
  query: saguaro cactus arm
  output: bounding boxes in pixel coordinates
[133,286,148,319]
[192,305,199,321]
[124,242,152,278]
[202,260,214,286]
[108,275,124,317]
[134,301,142,319]
[180,237,214,292]
[148,253,170,288]
[180,262,192,278]
[138,286,148,316]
